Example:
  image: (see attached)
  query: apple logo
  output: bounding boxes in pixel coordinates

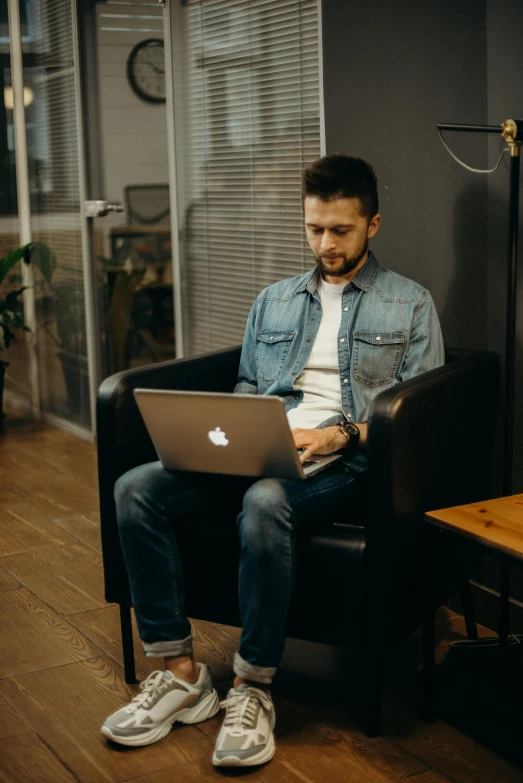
[208,427,229,446]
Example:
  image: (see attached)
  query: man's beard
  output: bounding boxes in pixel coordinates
[315,240,368,278]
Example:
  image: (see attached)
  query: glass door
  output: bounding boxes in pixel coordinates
[4,0,92,431]
[86,0,176,380]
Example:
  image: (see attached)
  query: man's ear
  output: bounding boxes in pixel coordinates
[367,213,381,239]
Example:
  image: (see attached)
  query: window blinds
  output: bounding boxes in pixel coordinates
[173,0,321,355]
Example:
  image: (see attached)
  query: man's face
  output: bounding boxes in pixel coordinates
[304,196,381,281]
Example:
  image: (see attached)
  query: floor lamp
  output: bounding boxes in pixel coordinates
[437,119,521,656]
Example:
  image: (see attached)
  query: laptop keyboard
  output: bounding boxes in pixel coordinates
[296,450,318,469]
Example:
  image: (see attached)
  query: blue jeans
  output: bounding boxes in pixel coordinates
[115,461,366,685]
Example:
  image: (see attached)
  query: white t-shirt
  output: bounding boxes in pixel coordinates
[286,278,345,430]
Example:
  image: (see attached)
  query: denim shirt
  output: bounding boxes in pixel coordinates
[234,252,445,471]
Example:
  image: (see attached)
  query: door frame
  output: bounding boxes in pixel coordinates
[76,0,185,426]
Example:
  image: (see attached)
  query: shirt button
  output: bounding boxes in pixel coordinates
[344,306,348,312]
[347,413,352,418]
[340,338,345,343]
[306,337,311,342]
[270,336,274,341]
[376,335,382,341]
[343,378,348,384]
[316,306,320,311]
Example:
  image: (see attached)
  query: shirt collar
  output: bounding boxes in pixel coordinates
[351,251,380,292]
[293,251,380,297]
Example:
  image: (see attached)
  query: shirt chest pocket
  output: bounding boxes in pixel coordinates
[256,331,296,384]
[353,331,406,388]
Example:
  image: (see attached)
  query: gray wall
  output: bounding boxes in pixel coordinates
[323,0,488,350]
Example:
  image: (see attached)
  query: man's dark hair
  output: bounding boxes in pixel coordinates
[302,154,379,219]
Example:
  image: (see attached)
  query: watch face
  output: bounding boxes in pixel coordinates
[127,38,166,104]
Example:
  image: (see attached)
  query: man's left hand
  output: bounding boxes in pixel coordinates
[292,426,348,463]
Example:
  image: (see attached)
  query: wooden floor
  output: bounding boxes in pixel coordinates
[0,411,522,783]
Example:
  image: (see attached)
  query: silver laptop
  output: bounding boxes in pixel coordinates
[133,389,342,481]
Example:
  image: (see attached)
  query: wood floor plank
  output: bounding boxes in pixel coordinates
[406,772,455,783]
[0,656,221,783]
[124,756,263,782]
[22,491,98,522]
[1,451,99,514]
[30,474,99,516]
[270,697,425,783]
[0,568,19,592]
[10,436,97,486]
[0,588,102,677]
[0,486,18,503]
[0,732,77,783]
[305,704,427,780]
[67,605,237,682]
[51,511,102,554]
[263,728,386,783]
[381,695,523,783]
[0,504,77,557]
[0,692,31,739]
[1,541,105,615]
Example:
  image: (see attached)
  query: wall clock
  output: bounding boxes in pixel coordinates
[127,38,166,104]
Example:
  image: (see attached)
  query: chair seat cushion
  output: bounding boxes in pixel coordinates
[288,522,367,645]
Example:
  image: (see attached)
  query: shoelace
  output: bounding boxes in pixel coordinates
[220,687,272,729]
[125,670,170,714]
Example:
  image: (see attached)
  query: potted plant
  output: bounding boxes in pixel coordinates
[0,243,32,421]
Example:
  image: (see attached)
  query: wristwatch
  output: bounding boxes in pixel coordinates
[337,420,360,450]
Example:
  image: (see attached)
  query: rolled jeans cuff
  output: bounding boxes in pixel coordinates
[143,634,193,658]
[233,651,277,685]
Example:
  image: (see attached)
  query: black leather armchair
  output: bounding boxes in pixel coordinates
[97,346,499,736]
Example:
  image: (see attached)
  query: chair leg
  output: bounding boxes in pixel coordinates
[360,651,385,738]
[421,587,436,723]
[459,579,478,640]
[119,604,137,684]
[420,521,436,723]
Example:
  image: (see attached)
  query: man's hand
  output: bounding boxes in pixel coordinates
[292,426,347,463]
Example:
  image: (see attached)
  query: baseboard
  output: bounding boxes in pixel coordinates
[4,391,93,443]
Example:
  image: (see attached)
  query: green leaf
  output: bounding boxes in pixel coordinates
[31,242,56,283]
[10,312,26,328]
[4,286,26,303]
[2,324,14,350]
[0,244,32,287]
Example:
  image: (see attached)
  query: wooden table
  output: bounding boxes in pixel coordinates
[425,494,523,559]
[421,494,523,718]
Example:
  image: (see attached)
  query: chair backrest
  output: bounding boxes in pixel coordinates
[125,184,170,225]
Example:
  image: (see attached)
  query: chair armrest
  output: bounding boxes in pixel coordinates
[368,349,499,520]
[97,345,242,479]
[364,349,499,646]
[97,345,241,604]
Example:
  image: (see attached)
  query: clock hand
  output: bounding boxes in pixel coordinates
[143,59,165,75]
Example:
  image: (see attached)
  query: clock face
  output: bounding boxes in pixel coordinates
[127,38,166,104]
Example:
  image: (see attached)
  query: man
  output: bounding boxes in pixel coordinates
[102,155,444,766]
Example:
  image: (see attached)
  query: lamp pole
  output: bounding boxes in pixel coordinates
[437,119,521,653]
[502,122,521,496]
[437,119,521,497]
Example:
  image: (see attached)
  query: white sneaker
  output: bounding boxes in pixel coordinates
[212,684,276,767]
[101,664,220,747]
